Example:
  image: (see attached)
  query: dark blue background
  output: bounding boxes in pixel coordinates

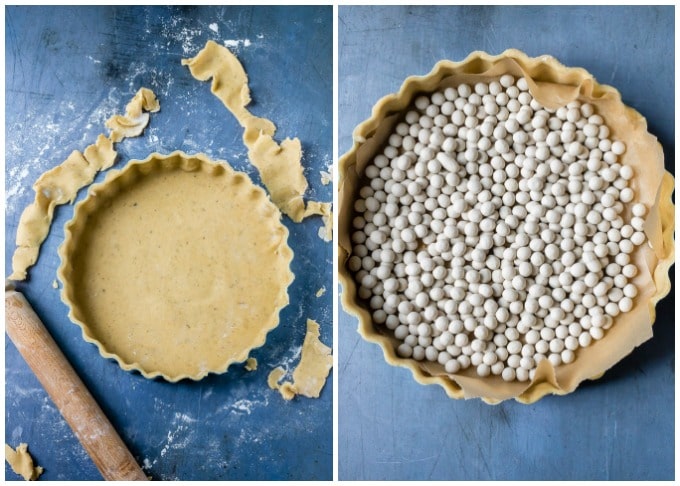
[339,5,674,480]
[6,5,332,480]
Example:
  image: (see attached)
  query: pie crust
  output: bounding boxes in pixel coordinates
[58,151,294,381]
[338,49,674,403]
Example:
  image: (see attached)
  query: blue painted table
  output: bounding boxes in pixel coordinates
[6,5,332,481]
[338,6,674,480]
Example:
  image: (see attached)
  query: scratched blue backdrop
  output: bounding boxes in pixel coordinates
[5,5,332,480]
[338,5,674,480]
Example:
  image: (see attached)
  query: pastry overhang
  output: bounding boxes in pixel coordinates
[58,152,294,381]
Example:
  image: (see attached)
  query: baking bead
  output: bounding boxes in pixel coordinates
[611,141,626,155]
[351,79,644,382]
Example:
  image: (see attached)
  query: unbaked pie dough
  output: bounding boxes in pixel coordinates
[182,40,332,241]
[245,357,258,371]
[268,319,333,400]
[5,443,43,481]
[58,152,294,381]
[9,88,160,281]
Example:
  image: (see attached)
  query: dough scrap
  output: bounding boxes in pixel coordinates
[268,319,333,400]
[267,366,286,390]
[302,200,333,242]
[9,88,160,281]
[181,40,332,238]
[320,163,333,186]
[245,357,258,371]
[5,443,43,481]
[315,286,326,297]
[106,87,161,142]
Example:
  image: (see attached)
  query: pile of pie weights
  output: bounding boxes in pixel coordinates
[349,74,648,382]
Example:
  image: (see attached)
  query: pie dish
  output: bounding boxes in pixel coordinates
[58,151,294,381]
[338,49,674,403]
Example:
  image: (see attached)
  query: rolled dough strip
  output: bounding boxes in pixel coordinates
[9,88,159,281]
[181,41,333,233]
[5,443,43,481]
[268,319,333,400]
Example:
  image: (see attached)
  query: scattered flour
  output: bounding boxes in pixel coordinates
[123,61,175,100]
[6,166,30,205]
[173,412,197,424]
[5,100,81,213]
[148,411,197,473]
[146,126,160,146]
[11,426,23,444]
[84,86,125,129]
[276,346,304,373]
[224,39,251,49]
[230,398,269,415]
[158,13,204,55]
[209,23,219,33]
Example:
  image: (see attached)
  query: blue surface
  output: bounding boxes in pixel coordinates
[5,5,332,481]
[338,5,674,481]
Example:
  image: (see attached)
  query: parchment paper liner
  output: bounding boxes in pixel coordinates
[338,49,674,404]
[58,151,295,382]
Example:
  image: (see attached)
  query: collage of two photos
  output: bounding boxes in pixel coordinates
[5,4,675,482]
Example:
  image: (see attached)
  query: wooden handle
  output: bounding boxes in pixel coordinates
[5,289,148,481]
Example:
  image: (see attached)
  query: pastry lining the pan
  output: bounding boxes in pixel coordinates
[338,49,674,403]
[58,152,294,381]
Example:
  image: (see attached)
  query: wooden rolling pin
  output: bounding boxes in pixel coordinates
[5,287,148,481]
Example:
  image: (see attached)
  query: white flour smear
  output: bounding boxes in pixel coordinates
[6,100,82,213]
[158,13,204,56]
[224,39,251,49]
[229,396,269,416]
[143,412,197,479]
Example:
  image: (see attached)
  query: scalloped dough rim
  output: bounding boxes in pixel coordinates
[58,151,295,382]
[338,49,675,404]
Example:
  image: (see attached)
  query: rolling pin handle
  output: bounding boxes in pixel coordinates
[5,289,148,481]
